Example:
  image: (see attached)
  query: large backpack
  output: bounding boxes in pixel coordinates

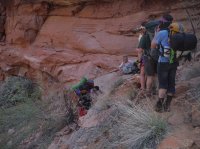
[72,77,88,91]
[144,20,160,61]
[170,33,197,51]
[145,20,160,41]
[150,22,197,63]
[169,22,197,51]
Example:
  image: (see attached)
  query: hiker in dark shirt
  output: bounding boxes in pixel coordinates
[137,22,157,94]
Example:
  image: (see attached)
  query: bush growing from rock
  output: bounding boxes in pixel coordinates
[115,101,168,149]
[110,78,125,94]
[0,76,41,108]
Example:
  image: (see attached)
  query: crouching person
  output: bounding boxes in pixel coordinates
[72,77,100,116]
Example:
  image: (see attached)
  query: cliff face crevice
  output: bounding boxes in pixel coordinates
[0,0,199,87]
[0,3,6,43]
[5,1,53,45]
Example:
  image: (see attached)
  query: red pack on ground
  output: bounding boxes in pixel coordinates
[79,107,87,117]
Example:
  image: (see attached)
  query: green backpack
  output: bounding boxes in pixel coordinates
[71,77,88,91]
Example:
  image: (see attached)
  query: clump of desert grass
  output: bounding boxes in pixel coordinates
[110,78,125,94]
[112,100,168,149]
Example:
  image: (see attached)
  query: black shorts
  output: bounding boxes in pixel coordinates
[157,62,178,94]
[144,55,157,76]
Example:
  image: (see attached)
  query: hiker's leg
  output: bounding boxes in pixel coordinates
[152,61,158,94]
[155,97,165,112]
[152,74,158,95]
[165,63,177,111]
[140,66,146,90]
[155,63,168,112]
[159,88,167,98]
[157,63,169,98]
[146,76,153,92]
[144,56,156,94]
[164,95,173,112]
[137,48,143,62]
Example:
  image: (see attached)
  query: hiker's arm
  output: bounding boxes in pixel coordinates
[137,35,146,61]
[151,41,157,49]
[151,32,162,49]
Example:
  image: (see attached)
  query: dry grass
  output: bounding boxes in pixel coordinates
[63,92,167,149]
[110,78,125,94]
[0,76,67,148]
[112,100,168,149]
[88,97,168,149]
[127,85,141,101]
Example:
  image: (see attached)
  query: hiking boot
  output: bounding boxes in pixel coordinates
[152,87,157,95]
[155,98,164,112]
[164,95,172,112]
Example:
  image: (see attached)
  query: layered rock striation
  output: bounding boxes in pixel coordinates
[0,0,199,86]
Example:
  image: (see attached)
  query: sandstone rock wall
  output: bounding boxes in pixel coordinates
[0,0,199,86]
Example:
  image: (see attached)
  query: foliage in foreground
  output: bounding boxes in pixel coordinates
[110,78,125,94]
[64,98,168,149]
[0,76,41,108]
[114,101,168,149]
[0,76,67,149]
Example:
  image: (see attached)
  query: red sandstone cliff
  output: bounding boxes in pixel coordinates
[0,0,199,86]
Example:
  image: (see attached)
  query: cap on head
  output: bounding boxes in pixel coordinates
[161,14,173,23]
[159,14,173,29]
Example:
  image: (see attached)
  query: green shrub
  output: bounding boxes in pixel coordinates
[0,76,67,148]
[0,76,41,108]
[0,100,67,149]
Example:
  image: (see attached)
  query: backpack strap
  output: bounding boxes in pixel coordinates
[176,51,184,61]
[141,31,156,58]
[144,32,151,56]
[159,44,165,57]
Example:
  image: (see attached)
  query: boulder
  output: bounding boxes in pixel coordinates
[158,136,194,149]
[192,105,200,127]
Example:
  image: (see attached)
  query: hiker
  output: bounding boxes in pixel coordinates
[119,55,139,75]
[137,24,147,90]
[152,17,198,112]
[151,14,175,112]
[73,77,99,96]
[72,77,100,116]
[137,21,158,93]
